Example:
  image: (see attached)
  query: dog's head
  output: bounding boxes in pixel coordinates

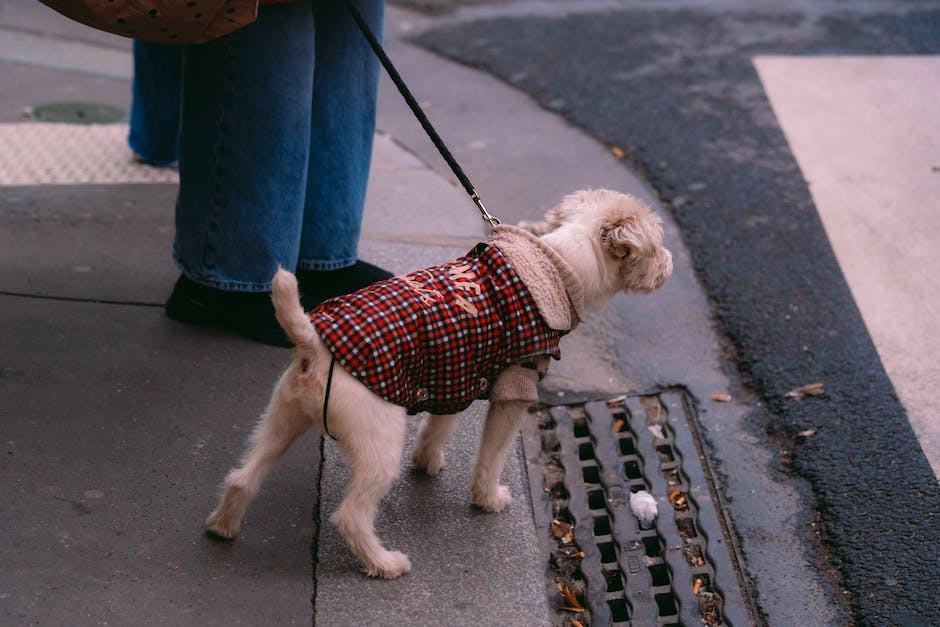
[537,189,673,304]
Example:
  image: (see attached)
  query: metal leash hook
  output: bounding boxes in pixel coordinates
[472,193,501,227]
[342,0,502,230]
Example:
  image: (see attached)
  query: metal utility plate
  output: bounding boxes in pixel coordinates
[29,100,126,124]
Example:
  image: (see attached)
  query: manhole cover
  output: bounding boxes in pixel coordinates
[29,101,126,124]
[522,389,751,626]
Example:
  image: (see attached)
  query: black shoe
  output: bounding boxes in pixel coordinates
[296,260,393,310]
[165,275,290,347]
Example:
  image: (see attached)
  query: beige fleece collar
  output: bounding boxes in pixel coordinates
[489,224,584,331]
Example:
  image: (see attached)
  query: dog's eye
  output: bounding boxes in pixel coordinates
[613,245,631,259]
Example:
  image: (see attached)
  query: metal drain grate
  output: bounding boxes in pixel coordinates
[522,389,749,626]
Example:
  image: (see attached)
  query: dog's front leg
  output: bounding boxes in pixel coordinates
[470,400,528,512]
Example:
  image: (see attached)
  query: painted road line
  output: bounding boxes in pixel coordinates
[755,55,940,478]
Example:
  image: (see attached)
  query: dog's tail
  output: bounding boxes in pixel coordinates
[272,267,316,346]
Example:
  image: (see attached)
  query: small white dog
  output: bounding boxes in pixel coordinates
[205,189,673,578]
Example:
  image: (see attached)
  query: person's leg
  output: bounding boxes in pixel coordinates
[296,0,391,304]
[128,40,182,167]
[167,2,317,345]
[173,2,316,291]
[127,39,183,166]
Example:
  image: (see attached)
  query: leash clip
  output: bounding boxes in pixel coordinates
[472,193,501,228]
[343,0,497,229]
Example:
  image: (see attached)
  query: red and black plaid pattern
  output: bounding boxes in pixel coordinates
[309,243,566,415]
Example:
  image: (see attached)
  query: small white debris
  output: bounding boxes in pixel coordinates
[629,490,658,529]
[648,424,665,440]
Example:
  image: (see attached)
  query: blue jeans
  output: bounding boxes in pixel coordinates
[128,40,182,166]
[174,0,384,291]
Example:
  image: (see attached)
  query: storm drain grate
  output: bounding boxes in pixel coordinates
[522,389,749,626]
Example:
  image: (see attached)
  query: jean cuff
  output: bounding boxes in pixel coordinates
[296,257,358,272]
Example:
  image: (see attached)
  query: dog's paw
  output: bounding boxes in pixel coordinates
[364,550,412,579]
[471,484,512,512]
[411,445,445,476]
[205,510,240,540]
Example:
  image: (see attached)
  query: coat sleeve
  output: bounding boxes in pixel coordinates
[488,357,552,403]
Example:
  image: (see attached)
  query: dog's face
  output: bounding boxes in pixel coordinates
[539,189,673,303]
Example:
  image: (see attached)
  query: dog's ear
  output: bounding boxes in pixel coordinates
[601,216,640,259]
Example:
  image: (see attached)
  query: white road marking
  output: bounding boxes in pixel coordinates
[755,55,940,478]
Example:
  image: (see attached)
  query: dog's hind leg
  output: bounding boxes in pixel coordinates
[411,414,459,476]
[329,393,411,579]
[470,399,528,512]
[206,371,311,539]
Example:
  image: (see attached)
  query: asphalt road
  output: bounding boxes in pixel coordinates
[413,2,940,624]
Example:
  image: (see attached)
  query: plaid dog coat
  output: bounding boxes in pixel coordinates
[310,238,572,415]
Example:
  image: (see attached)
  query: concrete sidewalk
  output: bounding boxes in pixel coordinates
[1,2,840,625]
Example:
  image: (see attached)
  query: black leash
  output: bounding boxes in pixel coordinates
[320,1,500,442]
[322,356,337,440]
[341,0,501,227]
